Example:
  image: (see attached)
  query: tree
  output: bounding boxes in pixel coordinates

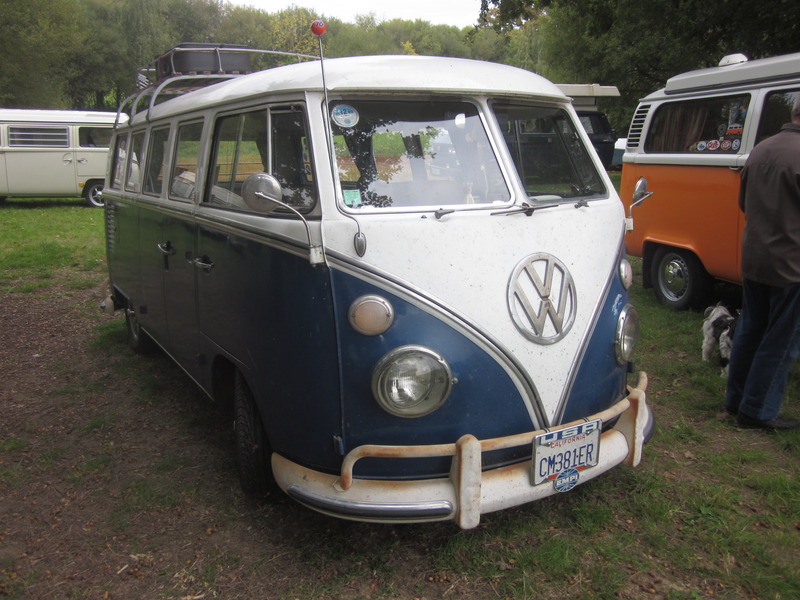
[480,0,800,130]
[0,0,84,108]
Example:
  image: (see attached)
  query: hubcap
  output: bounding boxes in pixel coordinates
[661,257,687,300]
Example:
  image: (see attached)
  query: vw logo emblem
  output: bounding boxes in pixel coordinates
[507,253,577,344]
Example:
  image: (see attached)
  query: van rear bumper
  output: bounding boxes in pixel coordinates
[272,373,650,529]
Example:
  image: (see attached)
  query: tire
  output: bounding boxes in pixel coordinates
[124,307,157,354]
[84,181,104,207]
[234,371,272,496]
[650,246,713,310]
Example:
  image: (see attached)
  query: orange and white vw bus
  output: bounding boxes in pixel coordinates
[621,52,800,309]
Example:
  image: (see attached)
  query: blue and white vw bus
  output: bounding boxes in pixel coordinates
[103,46,653,529]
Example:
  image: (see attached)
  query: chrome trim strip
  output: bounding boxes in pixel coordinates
[286,485,454,520]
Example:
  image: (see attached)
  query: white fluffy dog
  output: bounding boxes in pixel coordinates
[702,304,738,376]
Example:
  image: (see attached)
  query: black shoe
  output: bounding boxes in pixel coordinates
[736,413,800,431]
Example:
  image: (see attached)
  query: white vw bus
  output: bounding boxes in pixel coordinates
[104,46,652,528]
[0,109,122,207]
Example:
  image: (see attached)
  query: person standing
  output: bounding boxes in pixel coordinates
[724,96,800,430]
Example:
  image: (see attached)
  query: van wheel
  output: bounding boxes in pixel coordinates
[234,371,272,496]
[125,307,157,354]
[651,247,712,310]
[84,181,104,207]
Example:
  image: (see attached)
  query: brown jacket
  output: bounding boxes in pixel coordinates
[739,122,800,286]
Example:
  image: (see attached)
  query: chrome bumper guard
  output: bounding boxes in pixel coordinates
[273,373,649,529]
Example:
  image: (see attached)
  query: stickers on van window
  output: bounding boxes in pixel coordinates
[331,105,359,128]
[343,189,362,207]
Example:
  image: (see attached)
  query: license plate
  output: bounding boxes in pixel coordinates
[532,419,601,487]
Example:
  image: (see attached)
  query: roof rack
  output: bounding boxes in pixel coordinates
[115,44,318,126]
[664,51,800,94]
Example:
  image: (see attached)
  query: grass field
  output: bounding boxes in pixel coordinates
[1,196,798,600]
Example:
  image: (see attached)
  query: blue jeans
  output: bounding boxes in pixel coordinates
[725,279,800,420]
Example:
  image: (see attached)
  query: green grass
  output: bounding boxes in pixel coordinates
[0,198,106,293]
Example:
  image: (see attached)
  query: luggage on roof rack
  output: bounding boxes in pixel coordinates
[155,43,253,82]
[115,45,319,125]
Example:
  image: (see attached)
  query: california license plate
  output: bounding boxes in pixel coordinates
[532,419,601,487]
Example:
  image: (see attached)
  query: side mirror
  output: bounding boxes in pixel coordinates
[626,177,653,232]
[632,177,653,205]
[242,172,283,213]
[241,172,325,266]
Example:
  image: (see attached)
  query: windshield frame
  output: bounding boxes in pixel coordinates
[326,96,517,216]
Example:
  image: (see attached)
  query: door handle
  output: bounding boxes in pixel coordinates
[77,158,88,164]
[157,242,175,256]
[193,256,215,272]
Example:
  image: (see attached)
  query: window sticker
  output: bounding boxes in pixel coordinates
[331,105,359,128]
[343,189,362,207]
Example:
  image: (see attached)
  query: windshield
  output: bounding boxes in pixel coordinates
[493,103,606,200]
[330,100,511,210]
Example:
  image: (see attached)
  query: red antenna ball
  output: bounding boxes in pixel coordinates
[311,20,327,36]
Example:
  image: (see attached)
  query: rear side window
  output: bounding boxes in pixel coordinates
[125,131,145,192]
[756,89,800,145]
[169,121,204,201]
[9,126,69,147]
[143,127,170,196]
[645,94,750,153]
[79,126,113,148]
[110,133,129,189]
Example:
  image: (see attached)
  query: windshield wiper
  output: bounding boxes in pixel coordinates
[434,208,455,220]
[491,201,561,216]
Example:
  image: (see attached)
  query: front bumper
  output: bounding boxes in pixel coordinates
[272,373,650,529]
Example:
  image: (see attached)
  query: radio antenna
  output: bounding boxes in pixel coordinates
[311,19,367,257]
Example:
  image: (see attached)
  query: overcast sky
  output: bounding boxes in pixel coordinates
[227,0,483,28]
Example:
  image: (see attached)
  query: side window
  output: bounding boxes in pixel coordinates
[756,89,800,145]
[169,121,204,201]
[206,107,316,212]
[271,110,316,210]
[125,131,145,192]
[8,126,69,148]
[207,110,267,208]
[645,94,750,153]
[110,133,129,190]
[79,126,113,148]
[143,127,170,196]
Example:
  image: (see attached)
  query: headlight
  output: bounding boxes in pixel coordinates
[371,346,453,418]
[615,304,640,364]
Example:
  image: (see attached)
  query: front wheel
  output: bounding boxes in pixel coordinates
[234,371,272,496]
[84,181,104,207]
[651,246,713,310]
